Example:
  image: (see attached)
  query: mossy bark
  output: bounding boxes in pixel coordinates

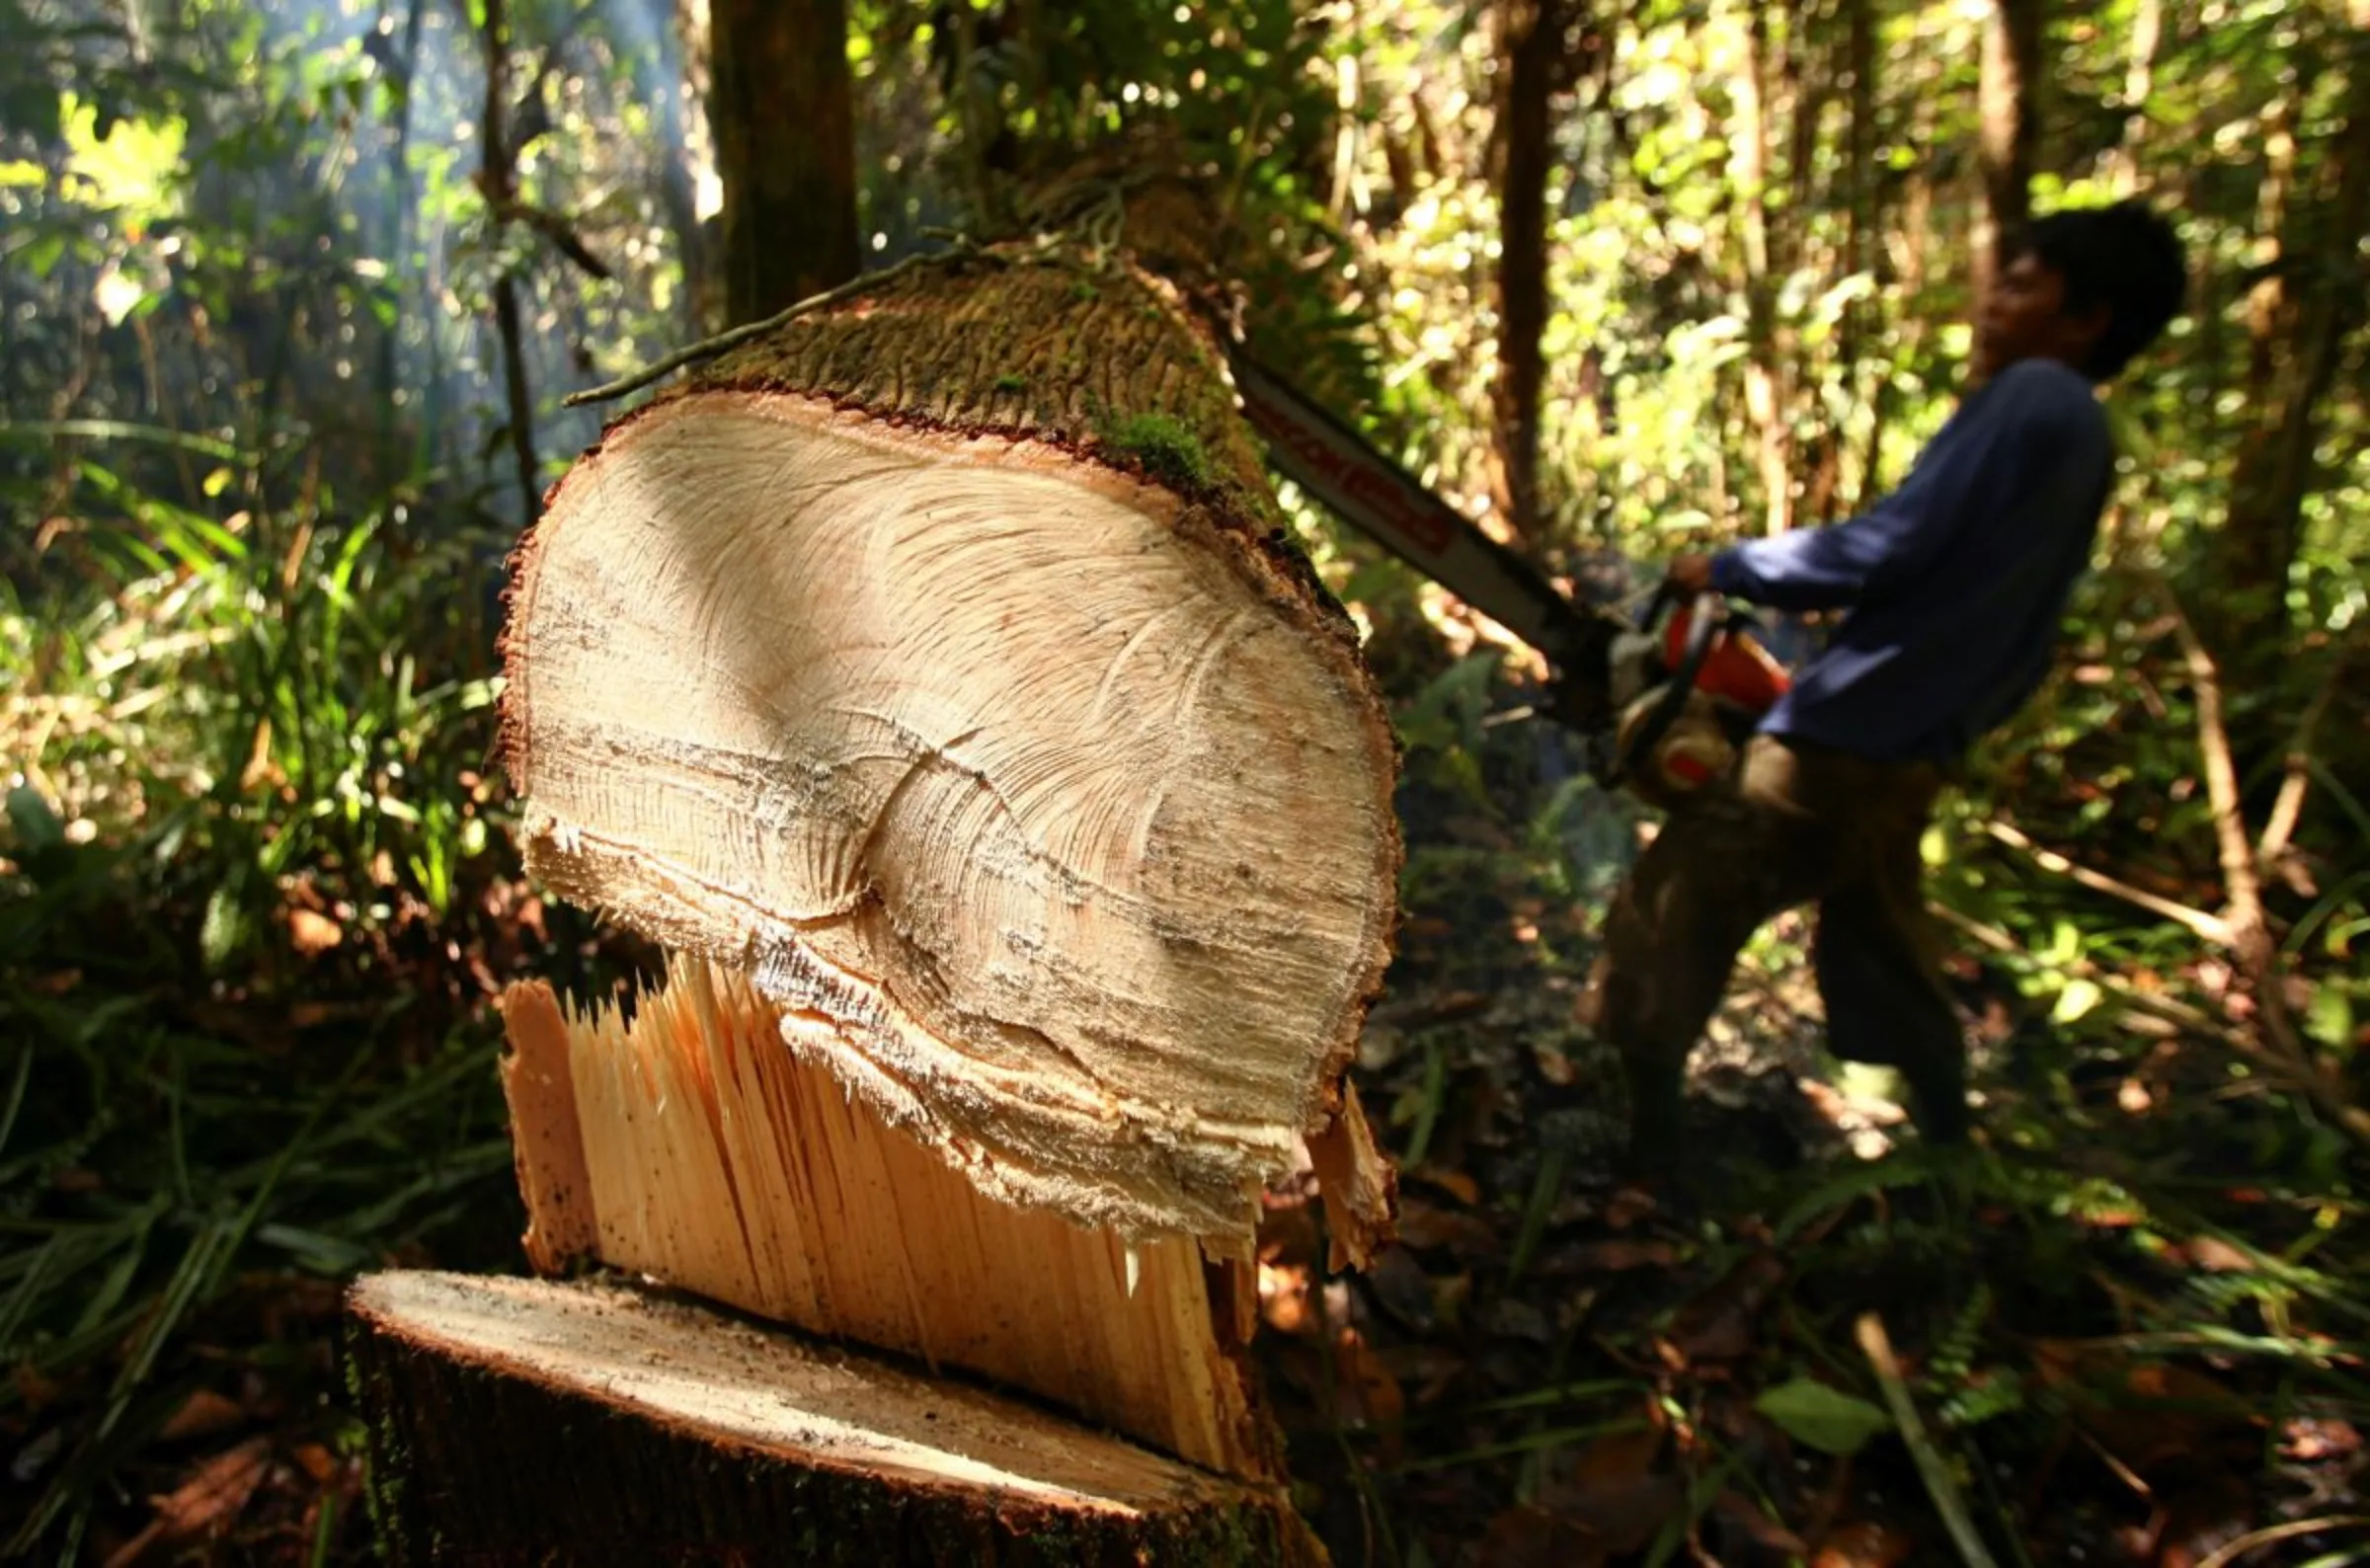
[668,249,1339,624]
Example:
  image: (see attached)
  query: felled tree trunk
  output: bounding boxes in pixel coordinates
[498,247,1401,1252]
[353,240,1401,1561]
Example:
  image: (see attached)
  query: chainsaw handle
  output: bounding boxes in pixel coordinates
[1608,589,1725,786]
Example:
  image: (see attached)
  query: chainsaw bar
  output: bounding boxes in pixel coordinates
[1228,353,1619,688]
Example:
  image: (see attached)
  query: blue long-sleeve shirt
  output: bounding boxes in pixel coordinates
[1709,358,2115,763]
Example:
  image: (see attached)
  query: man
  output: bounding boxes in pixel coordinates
[1584,199,2187,1165]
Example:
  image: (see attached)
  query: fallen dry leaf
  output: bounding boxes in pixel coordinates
[1811,1521,1916,1567]
[1382,1342,1470,1409]
[13,1364,61,1411]
[1411,1167,1481,1207]
[1364,1245,1440,1332]
[1713,1489,1808,1555]
[1476,1504,1608,1568]
[1394,1195,1502,1259]
[290,1443,340,1483]
[2280,1417,2361,1462]
[103,1437,273,1568]
[1533,1421,1681,1558]
[2183,1235,2253,1273]
[1543,1237,1679,1275]
[286,907,343,955]
[1669,1253,1786,1364]
[1331,1329,1405,1462]
[157,1388,246,1443]
[1603,1186,1661,1230]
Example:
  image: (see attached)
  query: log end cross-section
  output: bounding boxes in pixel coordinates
[500,258,1401,1252]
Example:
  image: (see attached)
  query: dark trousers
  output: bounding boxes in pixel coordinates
[1581,734,1970,1160]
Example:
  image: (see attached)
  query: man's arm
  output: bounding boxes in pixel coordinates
[1672,363,2103,613]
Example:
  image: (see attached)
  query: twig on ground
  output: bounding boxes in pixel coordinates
[2193,1515,2370,1568]
[1855,1312,2000,1568]
[1981,820,2230,945]
[2256,629,2361,865]
[1939,897,2370,1139]
[1932,903,2240,1046]
[2148,572,2370,1144]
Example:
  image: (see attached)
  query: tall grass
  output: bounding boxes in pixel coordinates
[0,439,562,1559]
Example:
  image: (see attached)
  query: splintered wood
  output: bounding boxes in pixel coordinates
[347,1272,1320,1566]
[501,386,1398,1249]
[500,962,1273,1478]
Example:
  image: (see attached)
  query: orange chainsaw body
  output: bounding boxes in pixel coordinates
[1662,604,1792,715]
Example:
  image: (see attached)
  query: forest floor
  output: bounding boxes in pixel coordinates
[3,677,2365,1567]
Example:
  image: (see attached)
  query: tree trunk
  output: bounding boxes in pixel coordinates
[2216,6,2370,658]
[1735,0,1795,536]
[347,1272,1320,1567]
[1975,0,2044,313]
[1836,0,1884,520]
[480,0,540,523]
[710,0,860,325]
[1487,0,1567,545]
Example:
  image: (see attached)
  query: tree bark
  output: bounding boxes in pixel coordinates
[1975,0,2045,312]
[480,0,540,523]
[2216,8,2370,656]
[1735,0,1795,535]
[710,0,861,325]
[1836,0,1885,520]
[347,1272,1320,1567]
[1487,0,1568,545]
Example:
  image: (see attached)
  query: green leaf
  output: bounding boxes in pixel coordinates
[1754,1378,1892,1456]
[2052,979,2104,1025]
[18,229,67,278]
[5,787,64,857]
[2307,984,2355,1055]
[198,885,247,972]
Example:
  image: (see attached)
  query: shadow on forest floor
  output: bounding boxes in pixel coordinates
[1259,797,2369,1568]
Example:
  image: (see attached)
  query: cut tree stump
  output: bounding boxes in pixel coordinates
[352,235,1403,1562]
[497,960,1278,1477]
[347,1271,1321,1566]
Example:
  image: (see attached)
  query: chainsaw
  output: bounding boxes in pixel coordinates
[1228,352,1791,804]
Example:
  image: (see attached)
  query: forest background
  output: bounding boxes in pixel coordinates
[2,0,2367,1562]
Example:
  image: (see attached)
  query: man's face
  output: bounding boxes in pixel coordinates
[1974,251,2106,378]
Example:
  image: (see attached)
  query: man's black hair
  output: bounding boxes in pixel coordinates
[2013,199,2187,381]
